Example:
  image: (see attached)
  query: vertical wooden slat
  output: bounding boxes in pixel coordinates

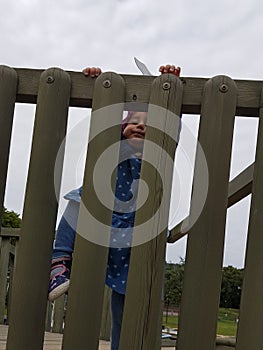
[0,237,10,323]
[45,301,52,332]
[100,286,112,341]
[6,68,71,350]
[235,89,263,350]
[176,76,237,350]
[62,72,125,350]
[52,295,65,333]
[119,73,183,350]
[0,66,17,222]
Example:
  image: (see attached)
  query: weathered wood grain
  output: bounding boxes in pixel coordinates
[228,163,254,207]
[119,73,183,350]
[6,68,71,350]
[0,66,17,227]
[62,72,125,350]
[0,228,20,238]
[177,76,237,350]
[10,67,263,116]
[235,90,263,349]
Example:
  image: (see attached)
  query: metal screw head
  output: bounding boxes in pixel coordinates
[46,76,55,84]
[163,82,171,90]
[219,84,228,93]
[103,79,111,88]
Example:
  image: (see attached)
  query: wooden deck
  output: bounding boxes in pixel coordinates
[0,325,175,349]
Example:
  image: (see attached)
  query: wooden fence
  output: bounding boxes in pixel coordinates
[0,228,112,339]
[0,65,263,350]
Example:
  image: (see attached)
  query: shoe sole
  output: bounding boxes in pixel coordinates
[48,280,70,302]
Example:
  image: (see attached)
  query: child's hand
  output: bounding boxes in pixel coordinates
[82,67,102,77]
[159,65,181,77]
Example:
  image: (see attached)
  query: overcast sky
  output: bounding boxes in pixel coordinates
[1,0,262,268]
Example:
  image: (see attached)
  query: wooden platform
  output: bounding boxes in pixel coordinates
[0,325,175,349]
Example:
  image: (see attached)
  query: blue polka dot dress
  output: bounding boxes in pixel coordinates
[106,142,142,294]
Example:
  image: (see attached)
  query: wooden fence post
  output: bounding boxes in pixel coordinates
[119,73,183,350]
[235,89,263,350]
[52,295,65,333]
[100,285,112,341]
[6,68,71,350]
[0,66,17,218]
[62,72,125,350]
[176,76,237,350]
[45,301,52,332]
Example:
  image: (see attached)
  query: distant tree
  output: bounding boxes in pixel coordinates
[164,258,185,307]
[1,207,21,228]
[220,265,243,309]
[164,261,243,310]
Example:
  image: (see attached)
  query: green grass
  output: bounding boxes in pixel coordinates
[162,308,239,336]
[162,314,178,329]
[217,308,239,336]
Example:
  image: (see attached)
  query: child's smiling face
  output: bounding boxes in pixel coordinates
[123,112,147,151]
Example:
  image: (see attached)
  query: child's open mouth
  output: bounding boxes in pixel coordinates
[132,132,145,138]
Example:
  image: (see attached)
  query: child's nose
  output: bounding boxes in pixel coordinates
[137,121,146,128]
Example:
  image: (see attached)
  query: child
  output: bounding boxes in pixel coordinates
[48,64,181,350]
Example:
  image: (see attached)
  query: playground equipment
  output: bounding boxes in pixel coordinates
[0,65,262,349]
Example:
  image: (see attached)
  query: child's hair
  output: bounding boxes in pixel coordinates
[121,111,134,132]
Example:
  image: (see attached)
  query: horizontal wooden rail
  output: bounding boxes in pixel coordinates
[0,227,21,238]
[10,67,263,117]
[216,336,236,348]
[228,163,254,207]
[168,162,254,243]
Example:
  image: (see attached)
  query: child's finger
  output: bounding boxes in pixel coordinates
[82,67,102,77]
[163,64,171,73]
[166,65,181,76]
[95,67,102,76]
[89,67,97,77]
[82,67,90,76]
[174,66,181,77]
